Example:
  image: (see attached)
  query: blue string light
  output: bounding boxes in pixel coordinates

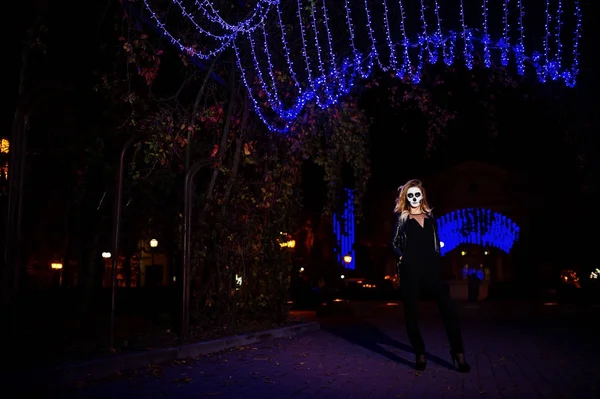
[459,0,474,70]
[396,0,412,78]
[381,0,398,71]
[437,208,520,255]
[362,0,381,70]
[142,0,233,59]
[333,189,356,270]
[309,2,326,80]
[260,21,281,108]
[143,0,582,132]
[296,0,316,95]
[247,30,280,110]
[481,0,491,68]
[567,1,582,87]
[418,0,433,62]
[320,0,341,91]
[194,0,270,33]
[432,0,448,66]
[171,0,230,40]
[500,0,510,67]
[275,2,300,90]
[555,0,563,73]
[344,0,368,78]
[541,0,552,82]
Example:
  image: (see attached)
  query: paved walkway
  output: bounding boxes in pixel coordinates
[42,302,600,398]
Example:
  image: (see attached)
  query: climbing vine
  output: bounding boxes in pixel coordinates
[93,4,372,333]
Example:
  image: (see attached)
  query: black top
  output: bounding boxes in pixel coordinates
[403,217,438,266]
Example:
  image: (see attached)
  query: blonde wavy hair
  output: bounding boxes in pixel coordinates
[394,179,432,215]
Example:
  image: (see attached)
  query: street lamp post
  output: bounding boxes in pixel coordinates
[102,252,111,287]
[150,239,158,269]
[51,262,63,287]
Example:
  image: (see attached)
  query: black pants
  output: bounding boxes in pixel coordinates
[400,266,464,355]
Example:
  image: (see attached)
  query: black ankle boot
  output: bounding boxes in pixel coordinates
[415,354,426,371]
[450,351,471,373]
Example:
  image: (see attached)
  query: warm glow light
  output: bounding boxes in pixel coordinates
[560,269,581,288]
[0,138,9,153]
[299,267,304,272]
[461,251,467,256]
[102,252,111,259]
[343,255,352,264]
[150,239,158,248]
[51,263,63,270]
[440,241,445,248]
[340,274,345,279]
[590,268,600,279]
[279,240,295,248]
[362,283,377,288]
[235,274,242,286]
[484,250,489,255]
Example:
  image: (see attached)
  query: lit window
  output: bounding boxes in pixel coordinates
[0,138,9,154]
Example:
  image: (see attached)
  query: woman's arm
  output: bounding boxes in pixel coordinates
[430,213,442,254]
[390,215,404,258]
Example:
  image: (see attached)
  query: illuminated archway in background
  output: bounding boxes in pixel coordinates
[437,208,520,256]
[333,188,356,270]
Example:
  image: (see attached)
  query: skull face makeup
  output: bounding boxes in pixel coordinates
[406,187,422,209]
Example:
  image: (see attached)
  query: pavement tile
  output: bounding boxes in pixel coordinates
[34,301,600,399]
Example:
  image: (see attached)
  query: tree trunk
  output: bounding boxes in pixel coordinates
[220,95,249,217]
[192,63,238,286]
[185,56,219,171]
[199,63,238,220]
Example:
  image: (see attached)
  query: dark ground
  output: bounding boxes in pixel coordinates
[21,299,600,399]
[9,288,297,369]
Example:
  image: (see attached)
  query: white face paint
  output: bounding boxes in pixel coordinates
[406,187,422,209]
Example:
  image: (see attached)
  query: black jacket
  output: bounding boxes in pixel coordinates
[390,212,442,260]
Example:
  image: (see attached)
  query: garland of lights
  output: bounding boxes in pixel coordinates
[437,208,520,255]
[142,0,582,132]
[333,189,356,270]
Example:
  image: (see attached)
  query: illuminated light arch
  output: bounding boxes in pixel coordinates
[333,188,356,270]
[138,0,583,132]
[437,208,520,256]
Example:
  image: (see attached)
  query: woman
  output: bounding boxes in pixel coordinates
[391,179,470,373]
